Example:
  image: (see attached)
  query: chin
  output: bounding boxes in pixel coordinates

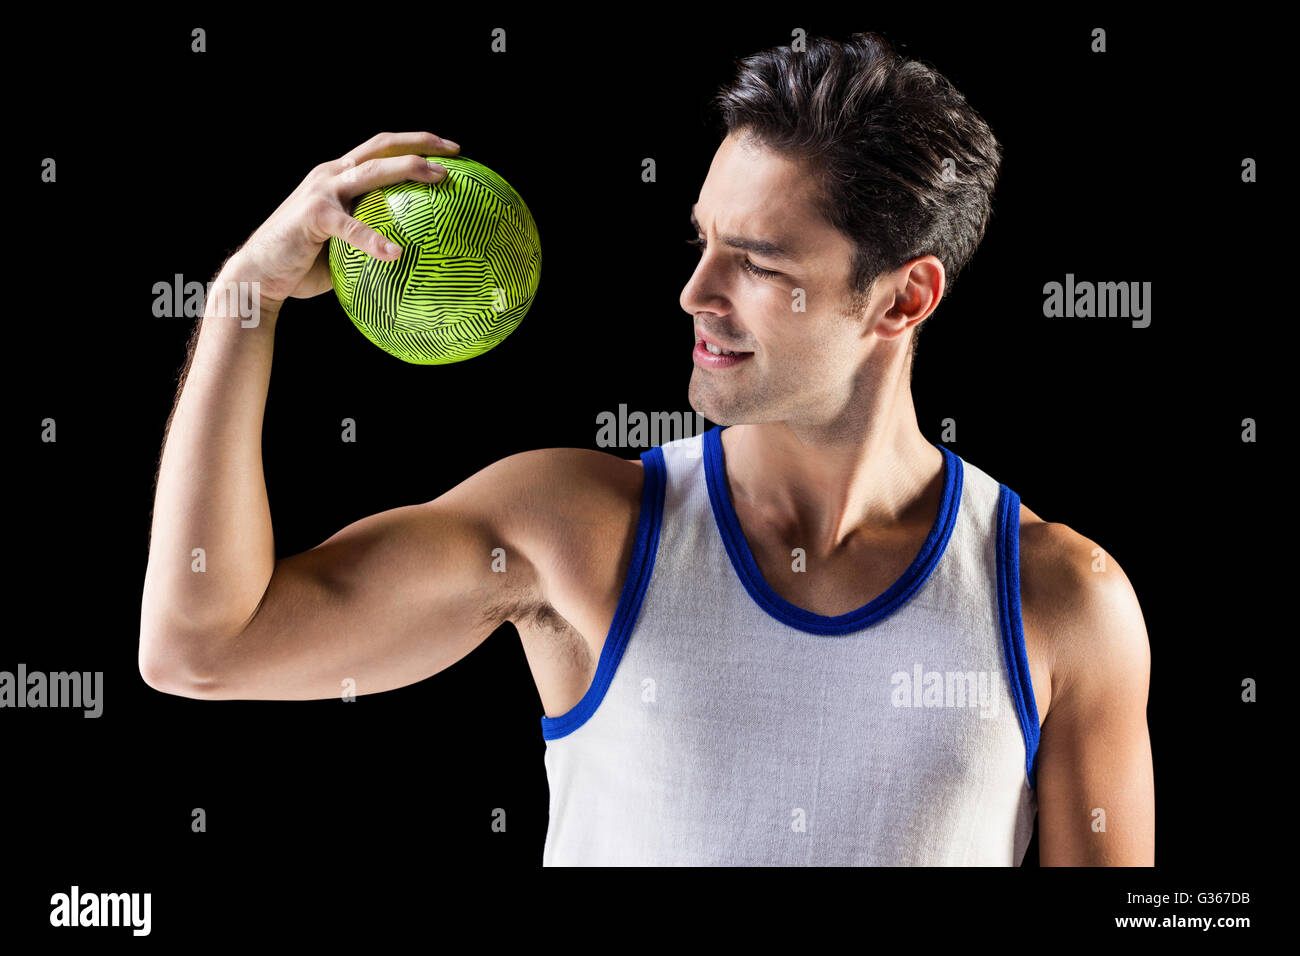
[687,375,726,424]
[688,374,765,427]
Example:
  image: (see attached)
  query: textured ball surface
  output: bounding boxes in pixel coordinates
[329,156,541,364]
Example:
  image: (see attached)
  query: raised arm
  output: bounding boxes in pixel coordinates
[138,131,479,699]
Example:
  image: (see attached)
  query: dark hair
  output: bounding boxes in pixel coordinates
[711,31,1002,358]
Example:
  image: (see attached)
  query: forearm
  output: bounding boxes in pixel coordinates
[140,256,283,675]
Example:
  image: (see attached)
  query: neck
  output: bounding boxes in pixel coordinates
[721,380,942,554]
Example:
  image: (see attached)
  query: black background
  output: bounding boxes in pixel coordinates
[7,7,1275,938]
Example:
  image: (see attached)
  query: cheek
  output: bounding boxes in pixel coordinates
[754,294,852,367]
[771,316,845,364]
[764,337,831,384]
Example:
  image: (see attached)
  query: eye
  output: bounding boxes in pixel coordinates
[685,236,779,280]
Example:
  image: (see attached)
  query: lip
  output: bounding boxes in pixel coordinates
[693,330,753,369]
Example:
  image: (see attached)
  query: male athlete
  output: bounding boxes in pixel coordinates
[139,32,1154,865]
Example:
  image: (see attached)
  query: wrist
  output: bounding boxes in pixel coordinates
[209,254,282,328]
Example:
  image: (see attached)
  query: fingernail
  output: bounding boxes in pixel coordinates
[441,138,460,149]
[385,242,401,256]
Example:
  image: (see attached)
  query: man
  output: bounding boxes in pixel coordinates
[139,32,1154,865]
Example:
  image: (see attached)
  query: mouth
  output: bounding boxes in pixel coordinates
[693,331,754,369]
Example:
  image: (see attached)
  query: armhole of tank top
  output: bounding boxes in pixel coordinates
[996,483,1041,790]
[539,445,668,741]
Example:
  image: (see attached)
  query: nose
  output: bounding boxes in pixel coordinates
[679,245,728,320]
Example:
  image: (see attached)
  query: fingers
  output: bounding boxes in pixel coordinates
[309,131,462,262]
[319,205,405,261]
[331,153,448,202]
[337,131,460,170]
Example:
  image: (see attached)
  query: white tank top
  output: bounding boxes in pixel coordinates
[540,427,1041,865]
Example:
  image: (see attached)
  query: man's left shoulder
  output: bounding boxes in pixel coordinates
[1017,505,1150,707]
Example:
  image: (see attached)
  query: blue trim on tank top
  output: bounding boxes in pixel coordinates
[701,425,962,636]
[995,483,1041,789]
[539,445,667,741]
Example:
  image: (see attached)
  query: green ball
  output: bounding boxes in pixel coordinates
[328,155,541,364]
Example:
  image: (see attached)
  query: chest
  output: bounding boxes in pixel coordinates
[525,480,1055,733]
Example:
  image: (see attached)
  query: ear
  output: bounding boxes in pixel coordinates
[874,256,945,341]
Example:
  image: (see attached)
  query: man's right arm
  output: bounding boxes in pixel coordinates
[138,131,540,701]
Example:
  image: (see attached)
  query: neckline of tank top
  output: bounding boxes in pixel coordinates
[698,425,963,635]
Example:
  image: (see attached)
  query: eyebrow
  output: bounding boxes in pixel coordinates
[689,203,801,263]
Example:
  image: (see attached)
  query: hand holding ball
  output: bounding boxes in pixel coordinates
[329,156,541,364]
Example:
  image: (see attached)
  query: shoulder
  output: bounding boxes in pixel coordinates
[474,446,645,497]
[437,447,647,604]
[1016,503,1150,715]
[448,446,646,540]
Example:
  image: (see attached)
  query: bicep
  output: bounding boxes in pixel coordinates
[191,495,537,701]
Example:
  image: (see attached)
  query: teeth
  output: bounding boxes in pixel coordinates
[705,342,738,356]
